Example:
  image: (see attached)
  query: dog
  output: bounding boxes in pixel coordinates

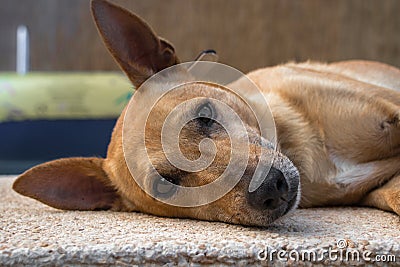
[12,0,400,227]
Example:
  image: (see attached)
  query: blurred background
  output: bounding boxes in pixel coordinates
[1,0,400,173]
[2,0,400,72]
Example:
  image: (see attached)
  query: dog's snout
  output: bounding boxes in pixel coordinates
[247,167,289,210]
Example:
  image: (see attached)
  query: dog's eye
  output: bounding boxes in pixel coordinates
[152,176,177,199]
[196,103,215,126]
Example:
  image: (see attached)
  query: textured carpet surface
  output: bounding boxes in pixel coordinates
[1,176,399,266]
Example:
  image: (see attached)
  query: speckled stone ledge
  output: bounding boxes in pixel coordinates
[1,177,399,266]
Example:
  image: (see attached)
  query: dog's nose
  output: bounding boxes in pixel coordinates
[247,167,289,210]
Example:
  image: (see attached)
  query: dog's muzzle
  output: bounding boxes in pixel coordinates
[247,149,301,215]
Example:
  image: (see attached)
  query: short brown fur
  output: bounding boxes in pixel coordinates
[13,0,400,226]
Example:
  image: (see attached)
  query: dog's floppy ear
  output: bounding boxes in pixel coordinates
[13,157,121,211]
[91,0,179,87]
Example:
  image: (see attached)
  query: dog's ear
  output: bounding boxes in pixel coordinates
[13,157,122,211]
[91,0,179,87]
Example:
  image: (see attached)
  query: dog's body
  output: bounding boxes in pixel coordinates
[245,61,400,211]
[13,0,400,226]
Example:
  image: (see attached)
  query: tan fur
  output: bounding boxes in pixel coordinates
[244,62,400,209]
[13,0,400,226]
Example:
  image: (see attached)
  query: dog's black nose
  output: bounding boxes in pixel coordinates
[247,167,289,210]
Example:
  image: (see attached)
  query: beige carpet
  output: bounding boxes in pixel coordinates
[1,176,399,266]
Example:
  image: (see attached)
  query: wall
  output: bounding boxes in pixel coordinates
[1,0,400,73]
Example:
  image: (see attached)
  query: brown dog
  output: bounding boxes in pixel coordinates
[13,0,400,226]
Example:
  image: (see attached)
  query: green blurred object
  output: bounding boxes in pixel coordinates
[0,72,133,123]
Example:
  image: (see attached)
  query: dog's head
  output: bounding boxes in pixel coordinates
[13,0,300,226]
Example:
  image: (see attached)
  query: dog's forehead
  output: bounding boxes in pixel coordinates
[142,81,246,110]
[160,81,236,96]
[133,81,260,138]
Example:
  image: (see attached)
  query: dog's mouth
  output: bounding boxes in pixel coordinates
[274,152,301,204]
[284,189,300,214]
[271,152,301,215]
[243,150,301,225]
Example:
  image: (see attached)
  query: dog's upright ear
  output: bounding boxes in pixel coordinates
[13,158,122,211]
[91,0,179,87]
